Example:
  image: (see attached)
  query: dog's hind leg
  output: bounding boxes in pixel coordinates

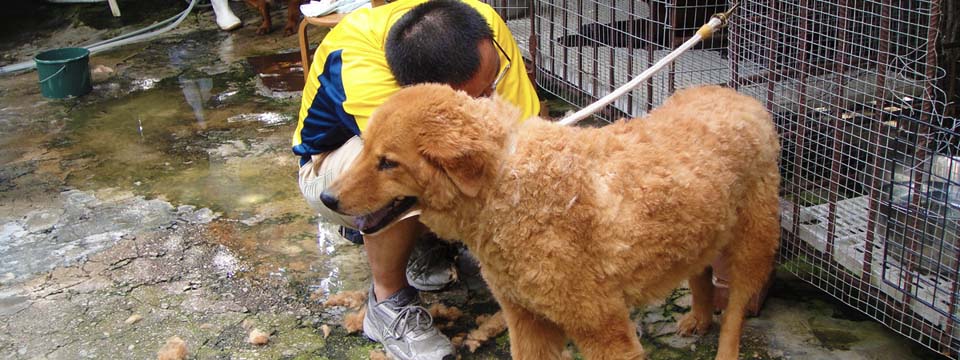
[714,176,779,360]
[565,305,644,360]
[244,0,272,34]
[283,0,301,36]
[500,299,566,360]
[677,266,714,336]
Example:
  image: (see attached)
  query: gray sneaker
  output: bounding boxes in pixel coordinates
[363,286,456,360]
[405,235,458,291]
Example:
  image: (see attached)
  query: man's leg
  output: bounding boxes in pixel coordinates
[298,137,454,359]
[362,218,455,360]
[364,217,426,301]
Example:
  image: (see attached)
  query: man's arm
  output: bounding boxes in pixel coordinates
[293,9,397,161]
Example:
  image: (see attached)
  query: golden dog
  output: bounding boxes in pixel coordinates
[321,84,780,360]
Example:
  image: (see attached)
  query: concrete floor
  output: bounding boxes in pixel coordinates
[0,1,946,359]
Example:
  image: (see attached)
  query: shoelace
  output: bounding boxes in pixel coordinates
[387,305,434,340]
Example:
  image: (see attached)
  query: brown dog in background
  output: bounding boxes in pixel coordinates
[244,0,303,35]
[322,84,781,359]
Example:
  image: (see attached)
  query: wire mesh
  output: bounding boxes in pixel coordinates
[487,0,959,356]
[530,0,730,123]
[731,0,957,356]
[483,0,535,56]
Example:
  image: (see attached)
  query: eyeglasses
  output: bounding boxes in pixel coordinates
[490,38,511,94]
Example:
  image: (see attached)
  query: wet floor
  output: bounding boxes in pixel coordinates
[0,4,368,297]
[0,2,948,359]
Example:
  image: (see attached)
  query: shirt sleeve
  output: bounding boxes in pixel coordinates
[292,9,400,161]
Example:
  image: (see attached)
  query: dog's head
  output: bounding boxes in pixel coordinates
[320,84,518,234]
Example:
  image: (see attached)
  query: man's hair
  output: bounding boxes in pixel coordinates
[385,0,494,86]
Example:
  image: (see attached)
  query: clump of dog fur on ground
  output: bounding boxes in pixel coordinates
[317,289,368,309]
[451,311,507,352]
[369,349,390,360]
[248,329,270,345]
[156,336,187,360]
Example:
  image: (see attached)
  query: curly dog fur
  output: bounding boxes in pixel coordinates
[323,84,781,360]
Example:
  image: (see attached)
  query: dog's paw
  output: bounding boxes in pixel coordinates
[283,23,297,36]
[676,312,712,336]
[256,24,272,35]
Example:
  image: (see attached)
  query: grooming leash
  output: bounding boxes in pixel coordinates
[558,3,740,126]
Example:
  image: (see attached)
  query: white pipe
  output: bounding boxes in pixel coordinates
[84,10,184,49]
[86,0,196,54]
[558,16,725,126]
[0,0,197,75]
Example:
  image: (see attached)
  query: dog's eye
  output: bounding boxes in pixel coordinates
[377,156,398,171]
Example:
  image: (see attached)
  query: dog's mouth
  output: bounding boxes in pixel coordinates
[354,196,418,234]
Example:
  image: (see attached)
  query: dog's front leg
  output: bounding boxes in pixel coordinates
[565,305,645,360]
[499,298,566,360]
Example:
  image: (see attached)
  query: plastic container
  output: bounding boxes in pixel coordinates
[35,47,92,99]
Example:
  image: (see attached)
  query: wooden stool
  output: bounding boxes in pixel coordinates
[298,0,386,83]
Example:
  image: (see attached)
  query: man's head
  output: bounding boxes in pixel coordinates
[386,0,507,98]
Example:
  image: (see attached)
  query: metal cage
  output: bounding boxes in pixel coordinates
[735,0,958,356]
[486,0,959,356]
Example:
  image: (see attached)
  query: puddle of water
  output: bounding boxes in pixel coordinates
[206,218,370,295]
[57,71,295,216]
[247,51,306,93]
[47,67,371,293]
[0,8,371,293]
[312,222,371,294]
[180,77,214,126]
[811,328,861,351]
[226,112,292,126]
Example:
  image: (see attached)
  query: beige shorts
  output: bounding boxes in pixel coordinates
[298,136,419,234]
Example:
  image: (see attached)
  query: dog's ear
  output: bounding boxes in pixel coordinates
[417,105,489,198]
[422,142,484,198]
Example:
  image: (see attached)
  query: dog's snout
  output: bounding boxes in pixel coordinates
[320,191,340,211]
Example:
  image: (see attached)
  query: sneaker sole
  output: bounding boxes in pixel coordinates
[406,271,457,292]
[407,280,453,292]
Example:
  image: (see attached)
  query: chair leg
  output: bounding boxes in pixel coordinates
[298,19,311,84]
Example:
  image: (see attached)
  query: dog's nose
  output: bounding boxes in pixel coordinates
[320,191,339,211]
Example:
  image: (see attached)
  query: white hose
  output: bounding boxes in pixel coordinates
[84,9,185,49]
[0,0,198,75]
[87,0,196,54]
[558,16,726,126]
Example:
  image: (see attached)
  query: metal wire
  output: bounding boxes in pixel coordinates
[732,0,957,355]
[558,9,730,126]
[532,0,731,123]
[486,0,959,356]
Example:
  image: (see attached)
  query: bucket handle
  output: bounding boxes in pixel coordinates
[38,65,67,84]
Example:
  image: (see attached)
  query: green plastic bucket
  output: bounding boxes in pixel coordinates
[35,47,92,99]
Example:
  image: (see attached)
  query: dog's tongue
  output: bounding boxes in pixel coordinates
[353,197,419,235]
[355,207,390,233]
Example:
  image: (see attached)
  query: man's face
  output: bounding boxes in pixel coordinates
[452,39,502,98]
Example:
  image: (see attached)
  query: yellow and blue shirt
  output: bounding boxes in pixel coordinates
[292,0,540,164]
